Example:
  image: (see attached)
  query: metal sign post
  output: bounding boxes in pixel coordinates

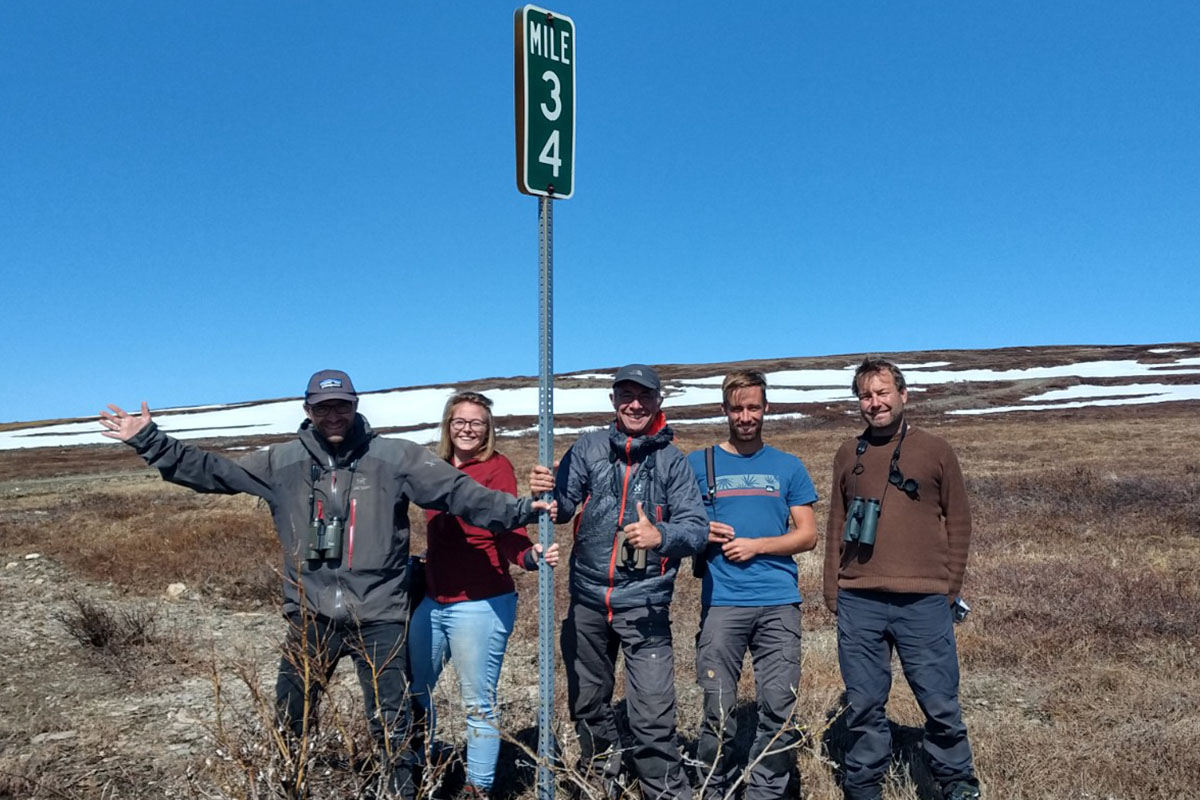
[535,193,555,800]
[516,6,575,799]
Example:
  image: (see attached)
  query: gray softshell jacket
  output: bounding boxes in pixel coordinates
[552,420,707,613]
[127,415,538,624]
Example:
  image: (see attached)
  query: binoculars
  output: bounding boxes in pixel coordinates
[614,527,648,571]
[843,497,881,547]
[306,517,344,561]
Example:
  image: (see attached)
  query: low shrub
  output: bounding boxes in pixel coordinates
[54,592,160,652]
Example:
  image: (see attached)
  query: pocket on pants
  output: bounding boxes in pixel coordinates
[780,603,804,666]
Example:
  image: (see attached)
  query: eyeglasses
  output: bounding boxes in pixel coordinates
[310,401,354,418]
[450,418,488,432]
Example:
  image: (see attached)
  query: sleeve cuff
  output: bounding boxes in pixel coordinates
[522,548,539,571]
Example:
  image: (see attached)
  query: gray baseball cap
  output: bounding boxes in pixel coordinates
[305,370,358,403]
[612,364,661,393]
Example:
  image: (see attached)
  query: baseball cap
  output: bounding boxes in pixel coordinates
[305,370,358,404]
[612,364,661,393]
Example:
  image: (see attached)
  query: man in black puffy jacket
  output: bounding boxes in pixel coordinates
[530,364,707,799]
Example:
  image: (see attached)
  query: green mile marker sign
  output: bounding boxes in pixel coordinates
[514,5,575,199]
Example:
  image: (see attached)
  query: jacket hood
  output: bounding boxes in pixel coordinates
[607,416,674,461]
[299,413,375,466]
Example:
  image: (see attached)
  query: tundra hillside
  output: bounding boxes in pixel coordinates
[1,360,1197,799]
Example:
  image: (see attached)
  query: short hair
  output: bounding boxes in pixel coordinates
[852,357,907,398]
[437,391,496,463]
[721,370,768,407]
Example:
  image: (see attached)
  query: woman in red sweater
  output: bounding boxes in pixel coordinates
[409,391,559,799]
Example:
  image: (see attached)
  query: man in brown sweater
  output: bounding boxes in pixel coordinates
[823,358,980,800]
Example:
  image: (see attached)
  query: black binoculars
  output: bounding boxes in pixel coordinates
[843,497,880,546]
[306,517,344,561]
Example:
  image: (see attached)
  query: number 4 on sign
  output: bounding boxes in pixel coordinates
[539,129,561,177]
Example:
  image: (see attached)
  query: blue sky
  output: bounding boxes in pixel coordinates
[3,2,1197,423]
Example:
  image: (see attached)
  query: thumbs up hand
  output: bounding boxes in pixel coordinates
[623,501,662,550]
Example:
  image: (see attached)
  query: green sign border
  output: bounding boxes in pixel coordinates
[515,4,576,199]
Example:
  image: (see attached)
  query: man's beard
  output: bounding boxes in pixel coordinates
[731,424,761,441]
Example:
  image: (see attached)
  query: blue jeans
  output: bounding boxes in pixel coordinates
[836,590,975,799]
[409,592,517,791]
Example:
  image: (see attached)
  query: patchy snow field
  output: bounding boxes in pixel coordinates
[3,345,1197,450]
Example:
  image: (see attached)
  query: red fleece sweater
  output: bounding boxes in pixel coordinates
[424,453,534,603]
[823,425,972,613]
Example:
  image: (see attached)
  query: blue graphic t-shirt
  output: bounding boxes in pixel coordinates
[687,444,818,607]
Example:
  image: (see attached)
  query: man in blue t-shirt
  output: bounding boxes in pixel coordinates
[687,370,819,800]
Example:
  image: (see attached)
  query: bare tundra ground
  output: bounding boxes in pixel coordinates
[1,402,1198,799]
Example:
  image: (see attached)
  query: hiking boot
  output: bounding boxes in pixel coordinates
[384,762,417,800]
[462,785,491,800]
[595,748,628,800]
[944,779,981,800]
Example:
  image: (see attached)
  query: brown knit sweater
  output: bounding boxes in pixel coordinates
[822,424,971,613]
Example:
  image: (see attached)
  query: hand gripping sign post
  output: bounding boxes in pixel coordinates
[515,5,574,799]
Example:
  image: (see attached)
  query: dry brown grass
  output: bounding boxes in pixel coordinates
[1,475,279,607]
[2,404,1199,798]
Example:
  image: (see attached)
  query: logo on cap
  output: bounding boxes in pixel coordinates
[319,378,343,389]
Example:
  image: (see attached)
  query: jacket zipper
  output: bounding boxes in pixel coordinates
[657,504,668,574]
[347,497,356,569]
[605,437,637,622]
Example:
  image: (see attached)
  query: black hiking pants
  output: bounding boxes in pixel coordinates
[561,600,692,800]
[275,613,417,799]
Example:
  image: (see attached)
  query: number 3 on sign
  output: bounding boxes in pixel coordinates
[539,70,562,177]
[540,71,561,121]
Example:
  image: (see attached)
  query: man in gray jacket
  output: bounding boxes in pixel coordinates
[530,364,708,799]
[101,370,551,799]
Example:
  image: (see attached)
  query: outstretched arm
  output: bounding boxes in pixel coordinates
[100,401,273,499]
[404,444,549,531]
[529,448,585,524]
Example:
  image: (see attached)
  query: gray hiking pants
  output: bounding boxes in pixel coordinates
[696,603,803,800]
[561,600,693,800]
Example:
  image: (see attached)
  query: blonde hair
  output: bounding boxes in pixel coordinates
[437,391,496,462]
[721,370,768,407]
